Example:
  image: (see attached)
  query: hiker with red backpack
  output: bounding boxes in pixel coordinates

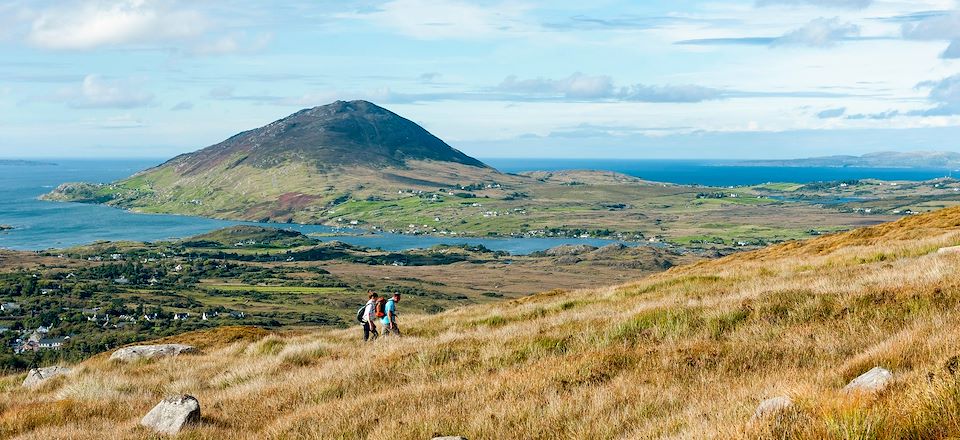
[381,292,401,337]
[356,291,380,341]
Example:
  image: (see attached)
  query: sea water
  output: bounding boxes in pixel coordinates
[0,158,949,252]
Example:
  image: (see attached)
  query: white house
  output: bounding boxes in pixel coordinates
[38,337,68,350]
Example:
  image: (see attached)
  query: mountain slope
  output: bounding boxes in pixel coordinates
[44,101,508,223]
[164,100,488,175]
[4,207,960,438]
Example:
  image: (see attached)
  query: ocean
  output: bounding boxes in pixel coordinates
[483,158,953,187]
[0,158,950,252]
[0,159,622,253]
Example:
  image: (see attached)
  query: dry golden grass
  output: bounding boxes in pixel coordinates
[5,207,960,439]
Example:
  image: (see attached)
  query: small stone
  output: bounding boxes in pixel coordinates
[844,367,894,393]
[938,246,960,255]
[22,366,71,387]
[110,344,197,362]
[752,396,793,420]
[140,394,201,435]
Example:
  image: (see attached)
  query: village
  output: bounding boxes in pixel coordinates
[0,240,295,370]
[0,295,249,357]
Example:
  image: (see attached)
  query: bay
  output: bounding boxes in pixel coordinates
[1,158,951,253]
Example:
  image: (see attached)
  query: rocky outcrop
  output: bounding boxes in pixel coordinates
[140,395,201,435]
[554,255,582,265]
[22,366,70,387]
[752,396,793,420]
[844,367,893,393]
[591,242,627,256]
[540,244,598,257]
[110,344,197,362]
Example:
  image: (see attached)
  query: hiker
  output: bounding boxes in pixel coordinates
[382,292,401,337]
[357,291,379,341]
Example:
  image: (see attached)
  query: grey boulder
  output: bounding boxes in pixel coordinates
[22,366,71,387]
[752,396,793,421]
[140,394,201,435]
[110,344,197,362]
[844,367,894,393]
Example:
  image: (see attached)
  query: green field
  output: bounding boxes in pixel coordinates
[203,284,350,294]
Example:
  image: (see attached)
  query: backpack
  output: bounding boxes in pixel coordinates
[375,298,387,318]
[356,305,366,323]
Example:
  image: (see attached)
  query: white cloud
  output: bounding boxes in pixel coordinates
[916,74,960,115]
[208,86,235,99]
[817,107,846,118]
[59,75,155,109]
[756,0,873,9]
[27,0,207,50]
[342,0,532,39]
[83,113,146,129]
[170,101,193,111]
[496,73,725,103]
[900,11,960,40]
[190,32,273,56]
[498,73,615,99]
[619,84,724,103]
[774,17,860,47]
[944,40,960,59]
[900,10,960,58]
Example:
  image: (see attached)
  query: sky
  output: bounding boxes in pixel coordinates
[2,0,960,159]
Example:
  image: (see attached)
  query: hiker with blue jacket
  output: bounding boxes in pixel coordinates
[382,292,401,337]
[357,291,380,341]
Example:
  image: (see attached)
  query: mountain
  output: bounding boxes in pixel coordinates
[44,100,509,223]
[738,151,960,169]
[164,99,488,175]
[6,206,960,438]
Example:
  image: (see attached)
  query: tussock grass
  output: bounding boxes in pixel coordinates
[6,206,960,438]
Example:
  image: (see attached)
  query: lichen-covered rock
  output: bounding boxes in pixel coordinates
[752,396,793,420]
[22,366,71,387]
[110,344,197,362]
[140,395,201,435]
[844,367,894,393]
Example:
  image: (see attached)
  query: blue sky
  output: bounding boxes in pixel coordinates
[2,0,960,159]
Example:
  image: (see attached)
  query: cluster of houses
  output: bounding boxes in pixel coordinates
[8,326,70,353]
[696,192,743,200]
[1,308,250,354]
[81,307,246,326]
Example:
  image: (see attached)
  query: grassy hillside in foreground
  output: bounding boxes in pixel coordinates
[4,208,960,438]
